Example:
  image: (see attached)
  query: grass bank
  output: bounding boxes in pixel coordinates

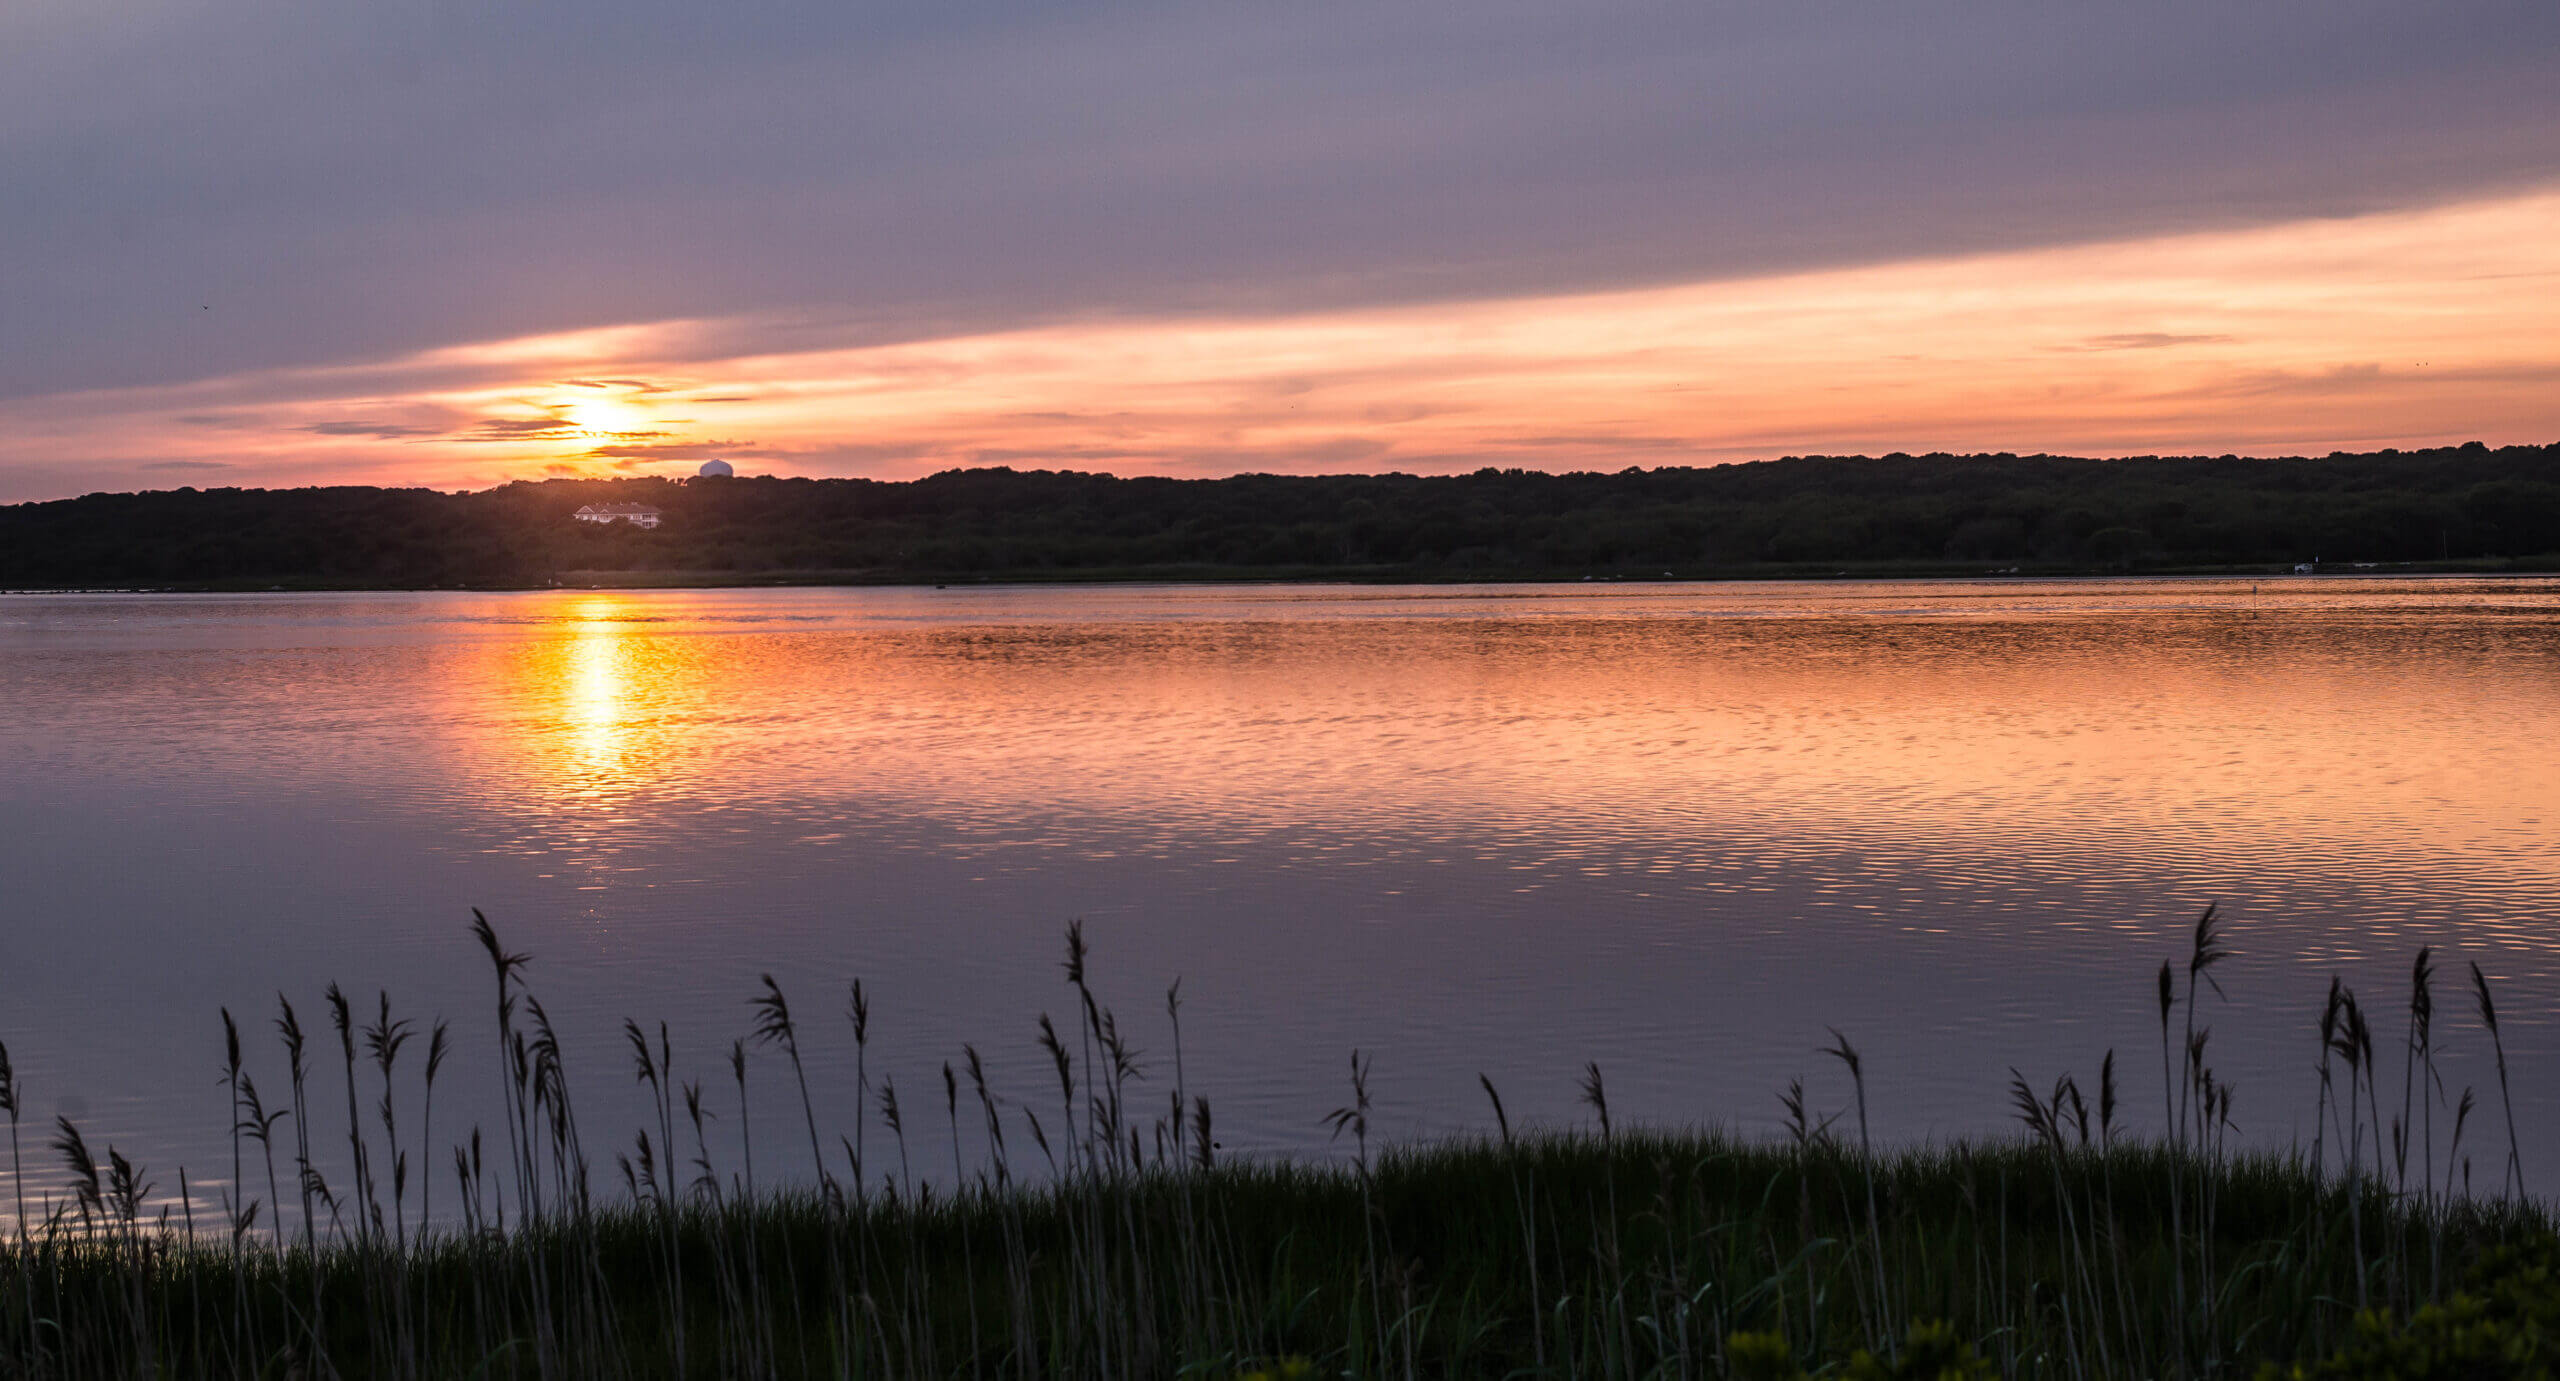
[0,910,2547,1378]
[5,1136,2548,1378]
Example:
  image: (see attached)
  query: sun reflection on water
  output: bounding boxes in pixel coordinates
[561,598,636,783]
[522,595,699,821]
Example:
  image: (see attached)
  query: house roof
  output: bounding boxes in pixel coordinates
[576,502,662,515]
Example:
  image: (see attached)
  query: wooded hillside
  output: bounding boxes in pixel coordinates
[5,445,2555,587]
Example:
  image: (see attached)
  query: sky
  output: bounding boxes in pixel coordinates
[2,1,2555,503]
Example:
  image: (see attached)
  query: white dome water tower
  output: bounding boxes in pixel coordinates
[697,459,736,478]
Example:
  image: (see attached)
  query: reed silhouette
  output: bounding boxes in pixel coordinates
[0,907,2547,1378]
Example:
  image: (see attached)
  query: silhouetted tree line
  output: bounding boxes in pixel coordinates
[4,444,2556,587]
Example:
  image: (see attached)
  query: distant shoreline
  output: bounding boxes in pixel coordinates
[7,448,2556,591]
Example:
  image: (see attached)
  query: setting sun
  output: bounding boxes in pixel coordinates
[555,388,658,439]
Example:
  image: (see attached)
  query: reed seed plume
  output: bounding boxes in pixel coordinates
[2316,975,2346,1174]
[845,977,871,1205]
[364,991,414,1074]
[2452,1089,2479,1200]
[752,974,834,1196]
[1062,919,1088,989]
[879,1075,913,1203]
[964,1043,1010,1191]
[1821,1028,1871,1155]
[1823,1026,1890,1346]
[2409,947,2442,1234]
[0,1040,20,1243]
[273,995,305,1073]
[1578,1061,1610,1142]
[2471,960,2525,1197]
[1779,1076,1816,1150]
[220,1004,248,1269]
[105,1149,151,1228]
[2009,1070,2057,1147]
[623,1019,656,1089]
[2099,1049,2118,1145]
[749,975,797,1057]
[236,1076,286,1215]
[273,992,318,1259]
[425,1019,450,1086]
[469,907,528,988]
[1323,1050,1373,1151]
[2188,902,2229,989]
[52,1116,101,1220]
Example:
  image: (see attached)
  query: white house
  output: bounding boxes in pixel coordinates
[574,502,662,529]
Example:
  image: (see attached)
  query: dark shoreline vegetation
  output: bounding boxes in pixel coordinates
[3,912,2556,1378]
[4,444,2558,591]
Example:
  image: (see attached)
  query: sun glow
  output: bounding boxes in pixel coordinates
[6,184,2557,498]
[557,392,655,438]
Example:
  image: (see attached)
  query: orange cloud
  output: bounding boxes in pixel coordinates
[7,185,2556,498]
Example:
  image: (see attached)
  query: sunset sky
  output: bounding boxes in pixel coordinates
[4,2,2555,503]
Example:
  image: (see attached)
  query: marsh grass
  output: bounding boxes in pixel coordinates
[0,908,2548,1379]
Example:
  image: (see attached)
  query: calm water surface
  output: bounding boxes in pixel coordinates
[2,578,2556,1217]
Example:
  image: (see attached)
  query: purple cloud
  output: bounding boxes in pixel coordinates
[301,419,447,439]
